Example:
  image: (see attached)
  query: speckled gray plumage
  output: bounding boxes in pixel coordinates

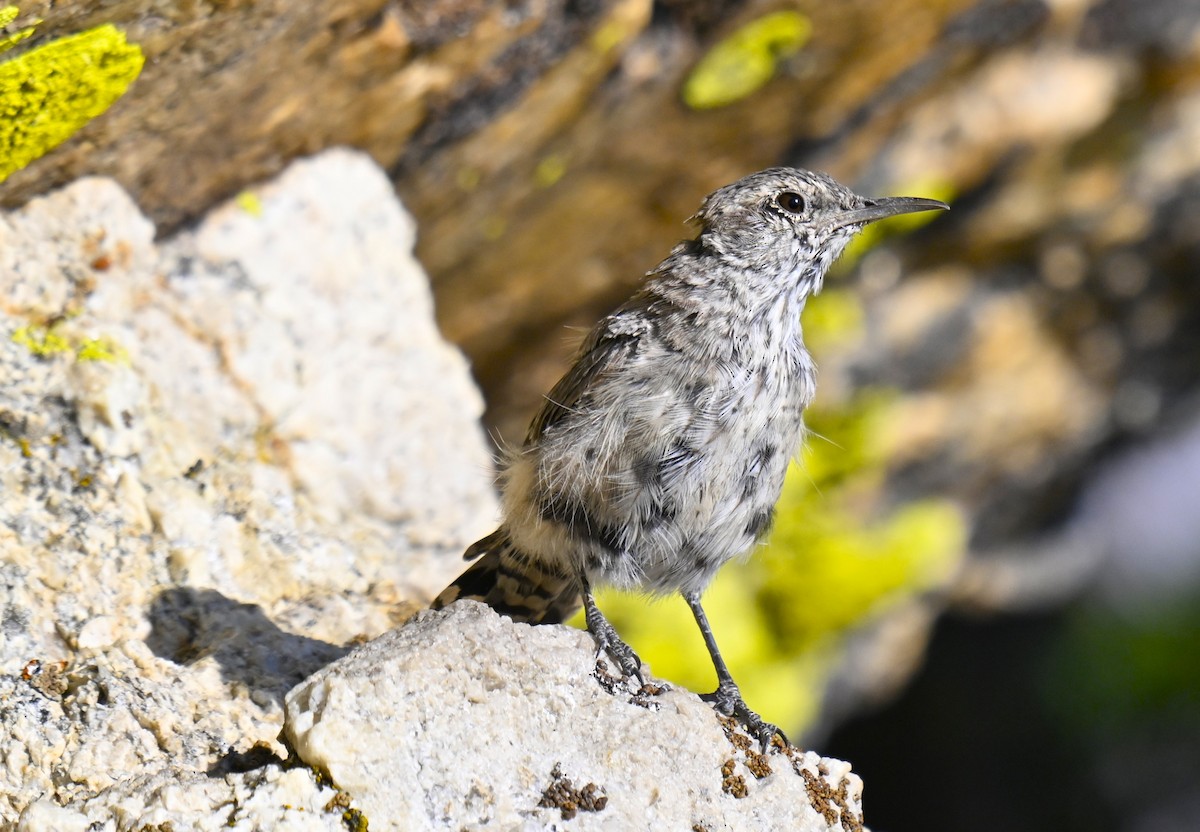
[434,167,947,746]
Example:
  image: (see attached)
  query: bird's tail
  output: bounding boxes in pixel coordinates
[430,528,581,624]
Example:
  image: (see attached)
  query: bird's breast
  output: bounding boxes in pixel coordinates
[505,341,815,594]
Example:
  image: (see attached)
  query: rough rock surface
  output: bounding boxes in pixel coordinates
[0,150,496,826]
[286,601,865,832]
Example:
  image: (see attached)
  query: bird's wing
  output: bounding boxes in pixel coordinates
[524,315,643,445]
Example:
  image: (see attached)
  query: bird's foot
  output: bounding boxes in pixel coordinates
[702,681,788,753]
[585,609,645,686]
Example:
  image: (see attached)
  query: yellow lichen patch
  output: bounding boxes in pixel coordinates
[12,325,129,364]
[0,5,39,53]
[76,336,129,364]
[534,154,567,188]
[0,26,32,50]
[341,807,369,831]
[0,22,144,183]
[590,18,628,55]
[682,11,811,110]
[835,178,957,272]
[236,190,264,216]
[12,324,71,357]
[456,166,482,192]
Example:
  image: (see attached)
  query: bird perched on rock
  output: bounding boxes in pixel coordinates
[433,168,948,748]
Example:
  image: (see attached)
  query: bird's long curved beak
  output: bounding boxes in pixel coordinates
[832,196,949,230]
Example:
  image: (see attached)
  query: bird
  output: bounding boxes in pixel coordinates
[432,167,948,748]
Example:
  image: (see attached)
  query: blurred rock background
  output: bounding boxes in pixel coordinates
[3,0,1199,830]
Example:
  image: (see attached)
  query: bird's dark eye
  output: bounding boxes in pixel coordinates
[775,191,805,214]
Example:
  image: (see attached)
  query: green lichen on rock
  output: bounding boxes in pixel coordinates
[0,16,144,183]
[12,325,129,364]
[0,5,38,52]
[682,11,811,110]
[235,190,264,216]
[11,324,71,357]
[76,336,129,364]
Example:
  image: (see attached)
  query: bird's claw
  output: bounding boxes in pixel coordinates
[703,683,788,753]
[585,608,645,686]
[592,633,643,686]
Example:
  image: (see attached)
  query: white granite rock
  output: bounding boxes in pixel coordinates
[285,601,865,832]
[0,150,496,826]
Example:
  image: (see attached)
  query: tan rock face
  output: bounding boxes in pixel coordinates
[0,0,633,230]
[2,0,980,439]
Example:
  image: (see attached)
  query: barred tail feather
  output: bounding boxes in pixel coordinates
[431,528,581,624]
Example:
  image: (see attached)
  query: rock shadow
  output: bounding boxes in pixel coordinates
[145,586,350,709]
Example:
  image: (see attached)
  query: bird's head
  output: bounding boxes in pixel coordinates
[690,167,948,295]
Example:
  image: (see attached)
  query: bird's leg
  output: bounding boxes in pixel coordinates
[684,590,787,752]
[581,576,645,685]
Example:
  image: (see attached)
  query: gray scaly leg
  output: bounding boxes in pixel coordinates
[685,590,787,752]
[582,577,644,685]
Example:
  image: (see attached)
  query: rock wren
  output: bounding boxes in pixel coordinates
[433,168,947,747]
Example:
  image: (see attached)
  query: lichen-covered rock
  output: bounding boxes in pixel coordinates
[285,601,865,832]
[0,149,497,826]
